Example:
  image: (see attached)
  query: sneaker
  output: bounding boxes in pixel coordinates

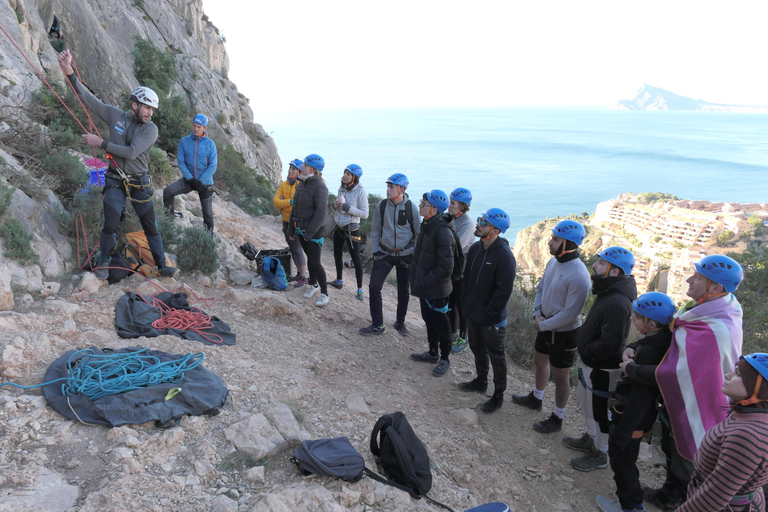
[356,290,364,301]
[481,394,503,413]
[359,324,387,336]
[533,413,563,434]
[410,352,439,364]
[173,212,183,218]
[432,359,450,377]
[393,322,409,337]
[595,495,624,512]
[93,258,110,281]
[303,285,320,298]
[563,432,595,453]
[458,378,488,393]
[315,293,329,307]
[570,447,609,472]
[329,279,343,289]
[294,276,308,288]
[511,392,543,411]
[158,267,180,278]
[289,273,302,282]
[451,336,468,354]
[642,486,682,512]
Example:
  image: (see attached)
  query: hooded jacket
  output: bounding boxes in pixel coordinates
[370,194,421,257]
[577,274,637,369]
[409,213,455,300]
[273,179,299,222]
[451,212,475,255]
[288,174,328,240]
[333,182,369,230]
[461,237,516,326]
[177,132,217,185]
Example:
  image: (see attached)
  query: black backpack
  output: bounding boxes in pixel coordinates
[449,224,465,282]
[290,436,365,482]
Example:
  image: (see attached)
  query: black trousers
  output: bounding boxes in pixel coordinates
[332,227,363,288]
[419,297,451,360]
[609,435,643,508]
[467,320,507,394]
[299,236,327,295]
[659,408,694,500]
[163,178,215,232]
[448,277,467,338]
[369,254,411,328]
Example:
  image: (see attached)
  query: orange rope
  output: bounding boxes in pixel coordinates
[138,293,223,344]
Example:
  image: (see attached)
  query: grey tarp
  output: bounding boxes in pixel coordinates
[42,347,228,427]
[115,292,236,346]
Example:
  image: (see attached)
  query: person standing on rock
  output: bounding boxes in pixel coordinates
[511,220,591,432]
[359,174,420,337]
[163,113,218,234]
[273,159,309,286]
[329,164,369,301]
[409,190,456,378]
[457,208,516,413]
[447,188,474,355]
[564,246,637,472]
[57,50,179,280]
[287,154,329,307]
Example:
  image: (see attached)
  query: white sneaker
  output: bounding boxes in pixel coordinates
[315,293,329,307]
[303,285,320,298]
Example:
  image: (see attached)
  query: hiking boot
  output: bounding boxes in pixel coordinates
[511,392,543,411]
[563,432,595,453]
[533,413,563,434]
[294,276,308,288]
[356,290,364,301]
[359,324,386,336]
[315,293,329,307]
[570,447,609,472]
[410,352,439,364]
[93,257,110,281]
[303,285,320,298]
[451,336,468,354]
[158,267,180,278]
[393,322,409,337]
[481,393,504,413]
[432,359,450,377]
[329,279,343,289]
[642,486,683,512]
[458,378,488,393]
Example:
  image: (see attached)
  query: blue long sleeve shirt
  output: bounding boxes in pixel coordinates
[177,132,218,185]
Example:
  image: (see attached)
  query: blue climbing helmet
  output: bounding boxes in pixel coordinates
[425,190,449,214]
[289,159,304,170]
[694,254,743,293]
[192,113,208,127]
[481,208,511,234]
[345,164,362,177]
[551,220,586,245]
[598,246,635,275]
[633,292,676,325]
[386,173,409,189]
[303,154,325,172]
[450,187,472,205]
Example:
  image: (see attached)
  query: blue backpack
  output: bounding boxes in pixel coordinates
[261,257,288,290]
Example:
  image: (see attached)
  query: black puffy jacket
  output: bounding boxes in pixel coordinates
[409,213,454,300]
[288,174,328,241]
[461,237,516,326]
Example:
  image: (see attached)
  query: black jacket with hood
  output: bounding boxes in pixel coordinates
[461,237,516,326]
[577,274,637,369]
[409,213,455,300]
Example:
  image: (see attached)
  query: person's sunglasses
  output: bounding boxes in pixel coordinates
[419,202,431,208]
[476,216,489,227]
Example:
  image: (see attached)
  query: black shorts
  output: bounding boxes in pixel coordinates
[534,329,578,369]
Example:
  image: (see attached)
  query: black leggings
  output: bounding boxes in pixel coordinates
[333,227,363,288]
[448,277,467,338]
[299,235,327,295]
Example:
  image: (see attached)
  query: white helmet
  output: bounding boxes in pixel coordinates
[129,86,159,108]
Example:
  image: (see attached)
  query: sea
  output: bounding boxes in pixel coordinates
[260,108,768,245]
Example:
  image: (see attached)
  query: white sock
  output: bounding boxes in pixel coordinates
[533,387,545,400]
[553,406,566,419]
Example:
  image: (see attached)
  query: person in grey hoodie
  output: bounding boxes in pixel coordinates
[329,164,369,301]
[359,174,420,337]
[447,187,475,354]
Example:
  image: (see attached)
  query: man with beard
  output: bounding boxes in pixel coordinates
[512,220,591,431]
[457,208,516,413]
[565,246,637,472]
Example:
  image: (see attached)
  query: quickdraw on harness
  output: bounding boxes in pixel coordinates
[105,152,155,204]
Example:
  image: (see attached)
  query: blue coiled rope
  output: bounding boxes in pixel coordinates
[0,348,205,401]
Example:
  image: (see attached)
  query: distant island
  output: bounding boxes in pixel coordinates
[612,84,768,112]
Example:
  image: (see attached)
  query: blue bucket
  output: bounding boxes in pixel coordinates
[79,168,106,194]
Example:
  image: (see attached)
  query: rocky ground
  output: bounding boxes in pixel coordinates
[0,211,671,512]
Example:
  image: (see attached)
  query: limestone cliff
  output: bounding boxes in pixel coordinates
[0,0,280,182]
[612,84,768,113]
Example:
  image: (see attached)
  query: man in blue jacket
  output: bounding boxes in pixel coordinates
[457,208,516,413]
[163,114,218,233]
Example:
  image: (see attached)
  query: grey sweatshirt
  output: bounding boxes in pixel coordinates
[533,256,592,332]
[65,73,158,177]
[370,194,421,257]
[452,212,475,255]
[333,183,369,230]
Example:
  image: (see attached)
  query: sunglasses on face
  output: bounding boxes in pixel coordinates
[477,216,489,227]
[419,202,431,208]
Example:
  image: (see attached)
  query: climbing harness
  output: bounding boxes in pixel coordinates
[425,299,451,314]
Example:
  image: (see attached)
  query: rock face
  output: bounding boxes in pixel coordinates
[612,84,768,112]
[0,0,280,183]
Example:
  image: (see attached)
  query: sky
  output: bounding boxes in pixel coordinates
[202,1,768,115]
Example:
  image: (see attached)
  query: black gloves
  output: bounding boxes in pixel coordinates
[188,178,202,191]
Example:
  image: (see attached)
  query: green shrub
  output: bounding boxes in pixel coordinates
[732,247,768,354]
[215,145,275,215]
[149,148,176,187]
[131,36,177,96]
[41,150,89,198]
[0,182,14,217]
[716,230,736,247]
[153,94,192,153]
[30,85,102,141]
[154,198,182,248]
[505,281,537,369]
[0,218,39,265]
[53,185,103,241]
[177,226,218,273]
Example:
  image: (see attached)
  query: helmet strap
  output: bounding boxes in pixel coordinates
[556,241,576,258]
[696,278,728,304]
[425,206,437,220]
[604,263,613,278]
[481,232,498,243]
[735,374,766,406]
[639,317,649,335]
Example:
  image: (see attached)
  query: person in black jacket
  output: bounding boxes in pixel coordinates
[287,154,330,307]
[457,208,516,413]
[596,292,675,512]
[563,246,637,472]
[409,190,455,378]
